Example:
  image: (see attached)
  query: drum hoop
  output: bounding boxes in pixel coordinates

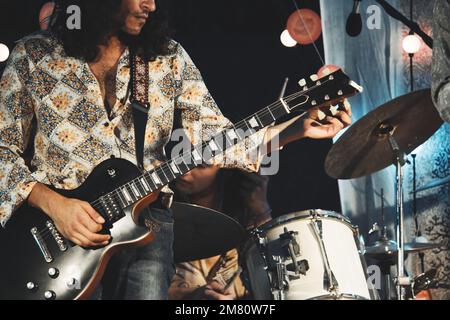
[257,209,356,233]
[308,293,370,300]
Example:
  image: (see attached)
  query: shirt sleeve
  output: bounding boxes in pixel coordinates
[431,0,450,123]
[0,42,38,227]
[172,43,267,173]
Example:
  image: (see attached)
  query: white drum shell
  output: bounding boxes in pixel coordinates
[242,210,371,300]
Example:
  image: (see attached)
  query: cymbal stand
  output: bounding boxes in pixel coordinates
[388,135,410,300]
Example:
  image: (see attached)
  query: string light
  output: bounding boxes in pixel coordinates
[280,29,297,47]
[0,43,10,62]
[402,33,421,54]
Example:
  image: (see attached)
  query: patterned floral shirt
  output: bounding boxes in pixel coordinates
[0,32,266,226]
[169,249,247,300]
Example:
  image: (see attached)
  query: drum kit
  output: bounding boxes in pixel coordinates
[172,89,447,300]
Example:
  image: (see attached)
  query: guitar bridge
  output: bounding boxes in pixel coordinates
[46,221,68,252]
[31,227,53,263]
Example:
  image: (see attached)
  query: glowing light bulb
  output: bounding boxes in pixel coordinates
[280,29,297,47]
[402,34,421,54]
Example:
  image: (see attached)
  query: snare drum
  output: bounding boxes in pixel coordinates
[240,209,375,300]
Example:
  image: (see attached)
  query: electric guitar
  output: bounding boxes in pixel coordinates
[0,69,362,300]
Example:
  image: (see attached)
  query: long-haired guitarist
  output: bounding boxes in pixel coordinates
[0,0,352,299]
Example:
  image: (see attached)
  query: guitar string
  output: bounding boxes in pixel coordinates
[87,75,336,210]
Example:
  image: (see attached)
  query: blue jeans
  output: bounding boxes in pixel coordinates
[98,207,175,300]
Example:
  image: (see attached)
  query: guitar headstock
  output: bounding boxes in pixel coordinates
[284,69,363,112]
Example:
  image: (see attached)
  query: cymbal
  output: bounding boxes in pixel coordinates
[416,176,450,193]
[172,202,247,263]
[364,238,442,259]
[325,89,443,179]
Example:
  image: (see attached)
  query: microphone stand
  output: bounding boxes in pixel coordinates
[375,0,433,49]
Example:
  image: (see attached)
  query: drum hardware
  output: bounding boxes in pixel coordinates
[309,218,340,297]
[273,256,288,300]
[279,227,309,276]
[411,269,438,298]
[387,134,410,300]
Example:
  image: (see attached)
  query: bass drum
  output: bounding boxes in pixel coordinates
[240,209,377,300]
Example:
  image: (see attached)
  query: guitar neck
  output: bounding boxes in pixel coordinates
[107,100,291,210]
[103,70,362,210]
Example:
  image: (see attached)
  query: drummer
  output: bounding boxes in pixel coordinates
[168,165,272,300]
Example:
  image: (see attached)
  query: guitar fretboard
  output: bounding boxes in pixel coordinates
[95,69,361,220]
[110,99,292,210]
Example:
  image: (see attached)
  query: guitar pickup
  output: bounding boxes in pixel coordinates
[31,227,53,263]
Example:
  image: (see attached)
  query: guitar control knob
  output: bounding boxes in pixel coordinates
[66,278,77,288]
[26,282,37,290]
[48,268,59,278]
[44,290,56,300]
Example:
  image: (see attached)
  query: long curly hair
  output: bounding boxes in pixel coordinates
[50,0,172,62]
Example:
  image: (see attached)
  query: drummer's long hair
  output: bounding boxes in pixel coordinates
[173,169,269,229]
[50,0,172,62]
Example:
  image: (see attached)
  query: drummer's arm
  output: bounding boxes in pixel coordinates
[169,278,235,300]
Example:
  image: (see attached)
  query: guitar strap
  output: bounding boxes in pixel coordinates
[129,51,150,170]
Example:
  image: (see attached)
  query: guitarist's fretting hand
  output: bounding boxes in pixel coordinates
[302,99,352,140]
[28,183,111,247]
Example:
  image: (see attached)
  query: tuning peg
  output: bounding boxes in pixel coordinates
[298,78,307,87]
[324,95,330,101]
[329,104,339,115]
[310,74,319,81]
[338,90,343,96]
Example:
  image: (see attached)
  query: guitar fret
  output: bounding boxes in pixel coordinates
[115,190,127,208]
[267,107,276,121]
[177,160,189,173]
[272,104,287,118]
[258,109,277,127]
[140,177,150,192]
[134,179,146,197]
[247,116,260,129]
[170,161,180,174]
[151,171,162,185]
[125,184,137,201]
[192,148,202,163]
[226,128,239,141]
[221,131,233,149]
[157,167,169,184]
[121,187,132,203]
[161,164,174,181]
[144,173,157,190]
[208,139,219,152]
[212,136,224,152]
[130,183,142,198]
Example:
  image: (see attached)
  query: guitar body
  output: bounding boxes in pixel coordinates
[0,158,159,300]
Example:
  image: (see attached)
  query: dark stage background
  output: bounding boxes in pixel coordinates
[0,0,341,218]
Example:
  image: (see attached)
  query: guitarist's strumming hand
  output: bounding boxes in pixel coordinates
[28,183,111,248]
